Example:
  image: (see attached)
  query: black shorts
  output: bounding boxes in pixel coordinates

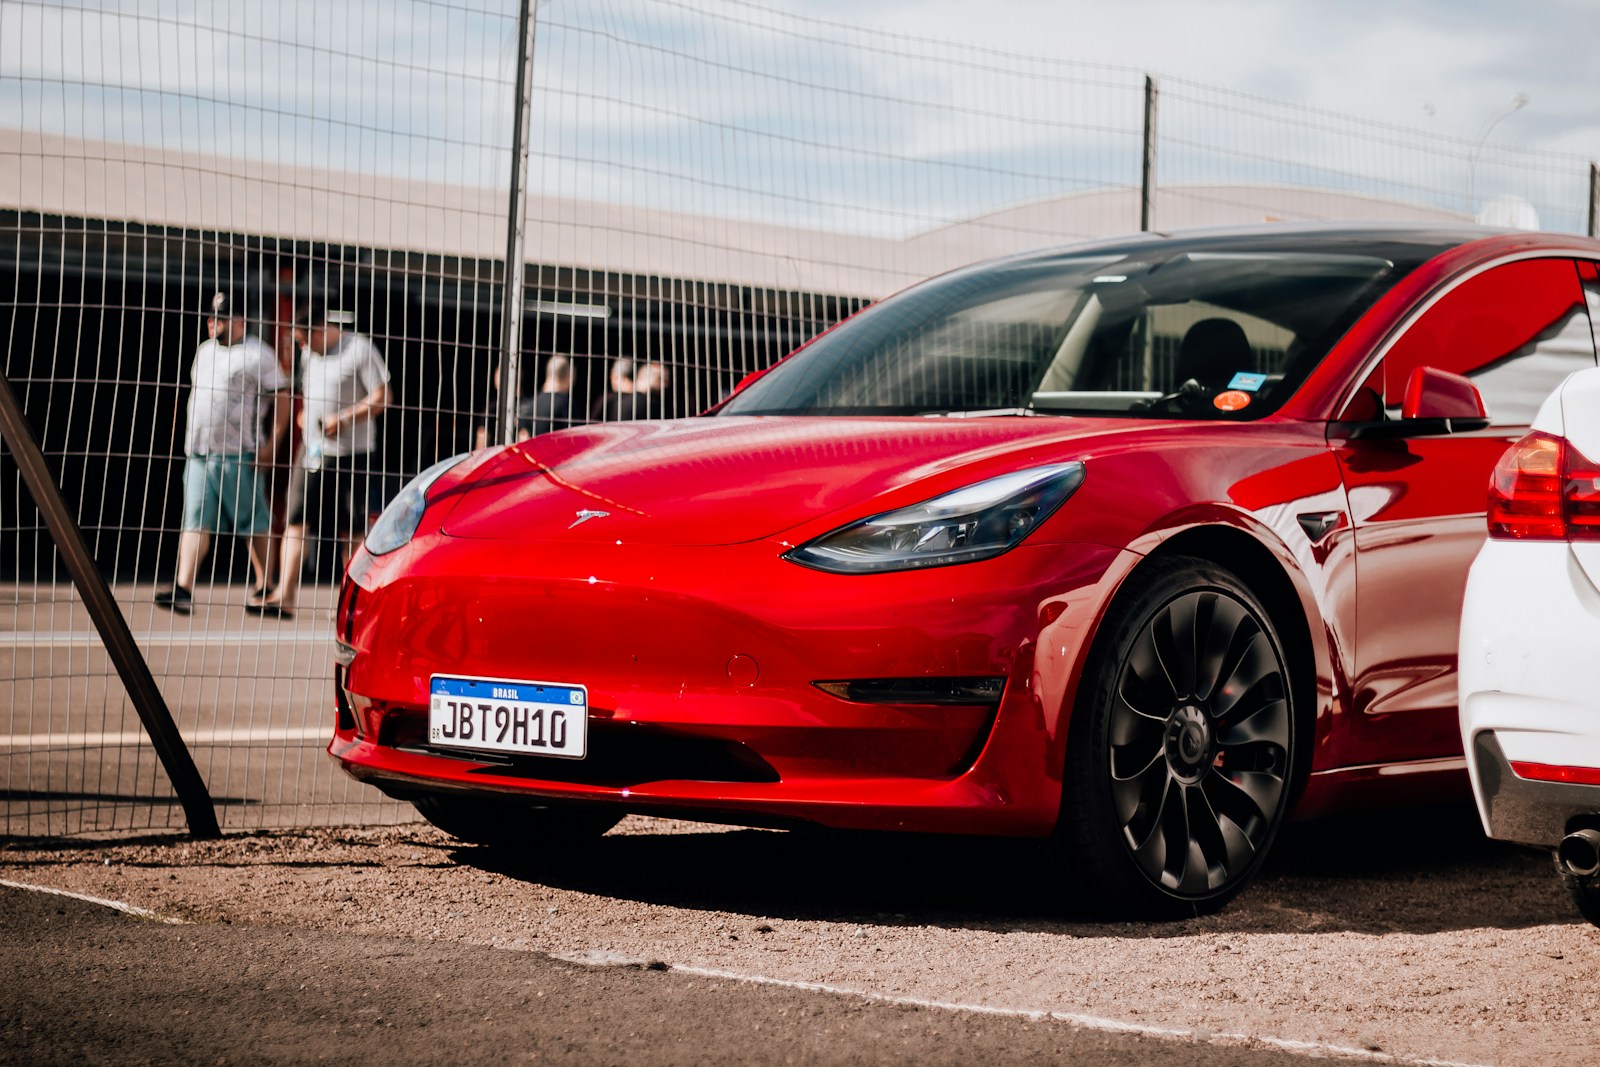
[287,457,376,538]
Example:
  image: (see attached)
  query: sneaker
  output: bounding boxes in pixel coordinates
[154,586,194,615]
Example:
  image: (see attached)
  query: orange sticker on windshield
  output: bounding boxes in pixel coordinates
[1213,390,1252,412]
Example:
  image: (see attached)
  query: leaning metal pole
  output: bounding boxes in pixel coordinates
[1140,76,1158,233]
[497,0,539,446]
[0,367,220,838]
[1589,162,1598,239]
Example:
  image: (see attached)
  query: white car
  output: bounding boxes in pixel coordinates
[1460,366,1600,927]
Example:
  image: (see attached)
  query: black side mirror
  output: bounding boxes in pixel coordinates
[1333,366,1491,439]
[1340,415,1489,440]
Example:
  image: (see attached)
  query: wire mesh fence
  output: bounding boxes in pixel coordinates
[1,0,1595,836]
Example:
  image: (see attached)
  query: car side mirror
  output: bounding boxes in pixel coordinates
[733,367,770,393]
[707,365,775,412]
[1334,366,1490,440]
[1402,366,1488,422]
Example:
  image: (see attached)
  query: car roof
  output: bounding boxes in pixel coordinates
[998,222,1511,271]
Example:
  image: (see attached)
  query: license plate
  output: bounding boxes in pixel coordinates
[428,675,588,759]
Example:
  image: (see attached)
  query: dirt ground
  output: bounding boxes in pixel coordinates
[2,804,1596,1067]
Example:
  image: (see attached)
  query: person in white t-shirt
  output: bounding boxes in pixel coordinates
[155,290,290,616]
[253,299,391,618]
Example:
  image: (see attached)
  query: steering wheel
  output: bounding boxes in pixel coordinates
[1135,378,1209,415]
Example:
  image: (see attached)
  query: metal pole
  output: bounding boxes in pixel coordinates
[497,0,539,445]
[0,367,220,838]
[1466,94,1529,216]
[1589,162,1598,239]
[1140,75,1158,233]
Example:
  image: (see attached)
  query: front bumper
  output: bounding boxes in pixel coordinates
[330,531,1134,836]
[1459,540,1600,845]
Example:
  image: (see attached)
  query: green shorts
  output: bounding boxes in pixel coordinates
[182,454,271,536]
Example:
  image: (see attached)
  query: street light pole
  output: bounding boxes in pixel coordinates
[1467,93,1529,214]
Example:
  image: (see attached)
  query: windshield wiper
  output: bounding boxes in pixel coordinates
[920,407,1046,418]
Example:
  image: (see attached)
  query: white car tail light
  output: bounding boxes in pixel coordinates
[1487,431,1600,540]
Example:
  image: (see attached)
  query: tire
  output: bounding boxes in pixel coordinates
[413,794,623,849]
[1057,555,1298,918]
[1565,874,1600,928]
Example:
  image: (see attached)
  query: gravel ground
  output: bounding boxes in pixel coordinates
[0,885,1315,1067]
[3,803,1596,1067]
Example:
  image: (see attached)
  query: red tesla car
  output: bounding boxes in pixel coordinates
[332,224,1600,916]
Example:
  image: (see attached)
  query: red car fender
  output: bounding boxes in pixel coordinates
[1048,499,1342,795]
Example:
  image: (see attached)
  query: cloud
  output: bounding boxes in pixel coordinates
[831,0,1598,149]
[4,0,1594,235]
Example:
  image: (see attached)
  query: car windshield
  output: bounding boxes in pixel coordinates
[718,248,1397,419]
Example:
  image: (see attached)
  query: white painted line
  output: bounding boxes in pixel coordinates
[553,949,661,968]
[4,631,326,647]
[557,956,1493,1067]
[2,726,329,750]
[0,878,188,925]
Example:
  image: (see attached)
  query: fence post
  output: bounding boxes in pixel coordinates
[497,0,539,445]
[1589,162,1598,239]
[1141,75,1158,232]
[0,368,220,838]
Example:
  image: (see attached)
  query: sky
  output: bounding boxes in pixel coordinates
[817,0,1600,157]
[533,0,1600,232]
[3,0,1597,234]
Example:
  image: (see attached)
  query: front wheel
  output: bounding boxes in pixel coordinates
[413,794,623,850]
[1058,555,1298,918]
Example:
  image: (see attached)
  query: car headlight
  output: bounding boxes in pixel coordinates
[364,452,472,556]
[785,462,1085,574]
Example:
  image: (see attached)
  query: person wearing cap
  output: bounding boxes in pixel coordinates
[155,290,290,615]
[253,299,390,618]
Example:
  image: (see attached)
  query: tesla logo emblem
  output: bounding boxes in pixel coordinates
[569,509,610,528]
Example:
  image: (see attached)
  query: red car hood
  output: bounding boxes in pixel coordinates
[439,415,1135,546]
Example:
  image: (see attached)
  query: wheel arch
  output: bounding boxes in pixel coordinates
[1140,524,1324,797]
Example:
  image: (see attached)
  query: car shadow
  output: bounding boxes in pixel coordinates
[457,801,1574,936]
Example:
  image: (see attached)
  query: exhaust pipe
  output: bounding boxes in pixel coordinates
[1557,828,1600,878]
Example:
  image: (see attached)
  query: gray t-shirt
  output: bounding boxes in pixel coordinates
[184,335,288,456]
[299,333,391,463]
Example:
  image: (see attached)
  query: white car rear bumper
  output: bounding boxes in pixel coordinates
[1459,540,1600,845]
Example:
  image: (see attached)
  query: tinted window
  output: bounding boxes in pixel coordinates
[719,250,1398,420]
[1383,258,1596,426]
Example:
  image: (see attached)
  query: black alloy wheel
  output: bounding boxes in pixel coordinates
[1059,555,1297,918]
